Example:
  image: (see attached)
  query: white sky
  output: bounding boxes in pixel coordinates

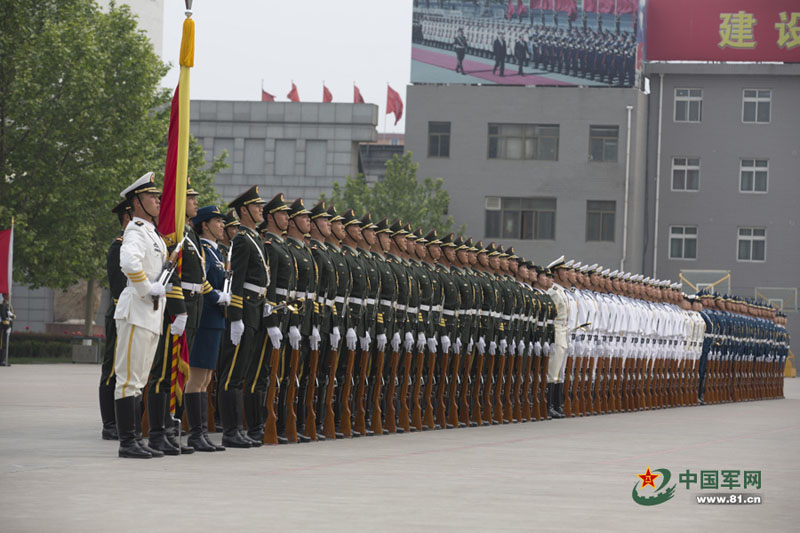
[162,0,413,132]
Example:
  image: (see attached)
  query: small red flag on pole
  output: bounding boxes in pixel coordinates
[322,84,333,103]
[386,85,403,125]
[287,82,300,102]
[261,89,275,102]
[354,84,365,104]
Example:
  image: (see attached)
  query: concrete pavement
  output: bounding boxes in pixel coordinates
[0,364,797,532]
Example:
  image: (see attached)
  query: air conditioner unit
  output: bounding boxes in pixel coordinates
[485,197,501,210]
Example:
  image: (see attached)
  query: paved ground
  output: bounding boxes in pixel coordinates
[0,364,797,532]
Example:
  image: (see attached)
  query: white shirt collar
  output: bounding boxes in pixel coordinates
[201,237,218,250]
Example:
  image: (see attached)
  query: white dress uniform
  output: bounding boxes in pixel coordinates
[546,281,570,383]
[114,215,167,399]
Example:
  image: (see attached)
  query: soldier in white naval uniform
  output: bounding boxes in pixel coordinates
[545,256,569,418]
[113,173,168,459]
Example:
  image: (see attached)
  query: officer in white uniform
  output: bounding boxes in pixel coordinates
[113,173,168,459]
[545,256,569,418]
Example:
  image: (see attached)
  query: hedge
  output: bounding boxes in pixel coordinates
[7,332,104,359]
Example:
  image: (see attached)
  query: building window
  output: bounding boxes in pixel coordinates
[275,139,296,175]
[737,227,766,262]
[671,157,700,191]
[674,88,703,122]
[669,226,697,260]
[428,121,450,158]
[588,125,618,162]
[485,197,556,240]
[585,200,616,242]
[487,123,559,161]
[739,159,768,193]
[306,140,327,176]
[742,89,771,123]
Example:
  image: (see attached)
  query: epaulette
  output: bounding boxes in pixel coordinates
[115,237,123,242]
[135,221,144,226]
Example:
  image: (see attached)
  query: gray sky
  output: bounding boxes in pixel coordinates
[162,0,413,132]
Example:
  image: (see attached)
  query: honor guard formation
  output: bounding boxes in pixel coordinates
[100,174,790,458]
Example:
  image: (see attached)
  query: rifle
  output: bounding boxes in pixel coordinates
[448,346,461,429]
[322,346,340,440]
[370,347,385,436]
[304,345,320,441]
[519,351,531,422]
[411,346,425,431]
[264,346,281,445]
[493,346,506,423]
[539,350,549,420]
[339,347,356,438]
[435,345,449,429]
[502,350,514,423]
[562,355,573,418]
[472,348,485,426]
[458,345,474,427]
[531,349,541,421]
[221,237,234,318]
[284,345,300,443]
[398,347,413,432]
[423,346,437,430]
[353,347,370,436]
[153,235,188,310]
[483,349,495,424]
[384,347,400,433]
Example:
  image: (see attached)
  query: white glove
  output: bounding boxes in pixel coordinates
[477,336,486,354]
[310,326,321,351]
[289,325,301,350]
[360,332,371,352]
[489,341,497,356]
[263,302,273,317]
[534,341,542,356]
[440,335,451,354]
[467,338,474,354]
[170,313,188,336]
[508,339,516,355]
[499,338,508,354]
[543,341,551,356]
[267,326,283,348]
[377,333,388,352]
[330,327,341,349]
[528,341,535,356]
[391,332,401,352]
[454,337,462,354]
[404,332,415,352]
[518,340,525,355]
[427,337,438,353]
[148,283,166,298]
[216,291,231,306]
[346,328,358,351]
[416,332,426,351]
[230,320,245,346]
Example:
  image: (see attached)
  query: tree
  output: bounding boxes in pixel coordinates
[320,152,459,235]
[0,0,226,292]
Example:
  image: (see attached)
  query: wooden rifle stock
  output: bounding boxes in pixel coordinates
[398,350,413,432]
[493,352,506,423]
[285,347,300,443]
[458,347,474,427]
[471,350,485,426]
[354,348,369,436]
[435,348,449,429]
[448,348,462,428]
[370,349,385,435]
[562,355,573,418]
[411,349,425,431]
[539,353,549,420]
[531,351,541,421]
[339,348,356,437]
[520,352,531,422]
[384,349,400,433]
[423,348,437,429]
[304,347,320,441]
[322,348,339,440]
[264,347,281,445]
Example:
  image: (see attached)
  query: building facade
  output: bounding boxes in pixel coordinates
[405,84,648,270]
[645,62,800,346]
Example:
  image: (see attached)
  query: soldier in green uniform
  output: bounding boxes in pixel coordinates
[434,232,462,429]
[354,213,380,437]
[418,229,442,430]
[147,185,206,455]
[244,193,292,445]
[453,237,481,427]
[98,199,133,440]
[284,198,319,443]
[218,185,268,449]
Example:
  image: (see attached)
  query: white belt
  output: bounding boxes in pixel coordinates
[502,314,511,321]
[442,309,456,316]
[512,314,519,321]
[296,291,316,300]
[349,297,365,306]
[420,304,431,312]
[407,306,418,314]
[275,287,289,296]
[537,321,544,327]
[365,298,376,305]
[491,311,500,319]
[457,310,469,316]
[380,299,394,307]
[547,320,554,325]
[243,282,266,297]
[181,282,203,294]
[317,296,335,307]
[435,305,443,313]
[334,296,347,304]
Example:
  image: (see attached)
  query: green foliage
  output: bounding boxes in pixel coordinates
[8,332,74,359]
[320,152,456,235]
[0,0,227,290]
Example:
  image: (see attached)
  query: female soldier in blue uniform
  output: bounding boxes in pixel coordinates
[185,206,230,451]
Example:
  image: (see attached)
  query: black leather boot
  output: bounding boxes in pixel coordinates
[99,382,118,440]
[134,396,163,457]
[555,383,566,418]
[243,392,265,446]
[219,389,252,448]
[147,390,179,455]
[165,399,194,454]
[115,397,151,458]
[186,392,216,452]
[200,392,224,451]
[548,384,564,419]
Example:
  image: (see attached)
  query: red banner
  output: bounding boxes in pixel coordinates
[0,227,11,295]
[158,87,180,243]
[647,0,800,62]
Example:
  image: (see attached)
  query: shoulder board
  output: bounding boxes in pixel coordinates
[115,237,123,242]
[135,221,144,226]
